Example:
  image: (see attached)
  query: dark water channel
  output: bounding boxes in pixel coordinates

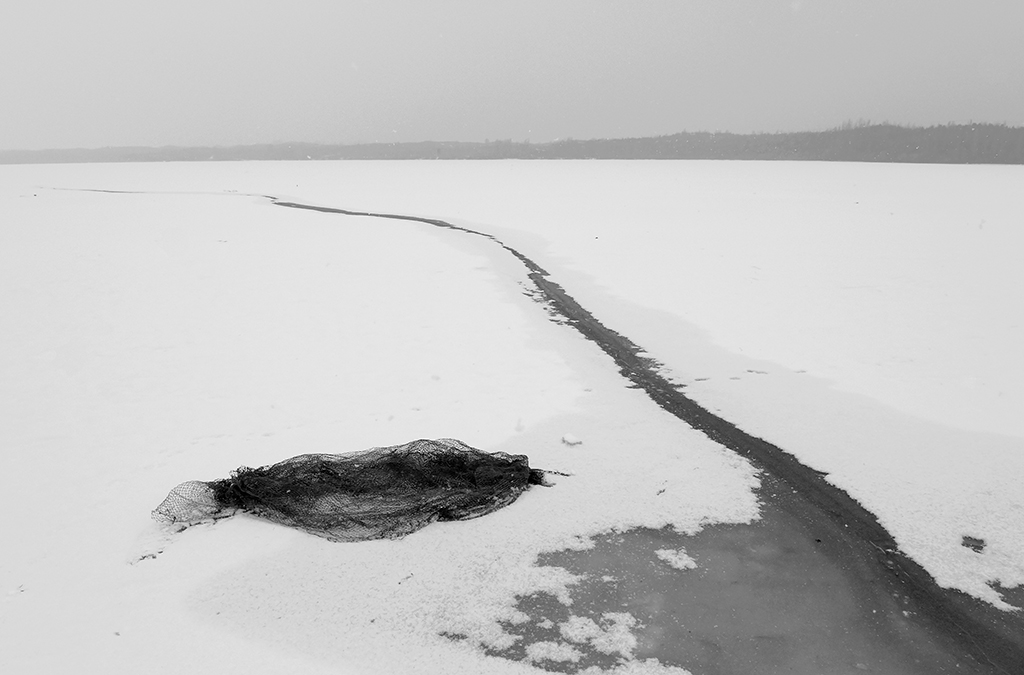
[496,497,979,674]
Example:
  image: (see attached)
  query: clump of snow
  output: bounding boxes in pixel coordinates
[562,433,583,446]
[590,613,639,657]
[579,660,693,675]
[560,613,638,658]
[654,548,697,570]
[560,615,604,643]
[525,641,582,663]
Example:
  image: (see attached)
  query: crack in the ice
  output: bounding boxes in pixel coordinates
[270,196,1022,674]
[48,185,1018,672]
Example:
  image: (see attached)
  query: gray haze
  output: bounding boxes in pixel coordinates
[2,0,1022,150]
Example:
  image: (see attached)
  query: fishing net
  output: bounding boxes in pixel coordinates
[153,438,551,542]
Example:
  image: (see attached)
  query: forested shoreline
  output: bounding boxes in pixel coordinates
[3,123,1022,164]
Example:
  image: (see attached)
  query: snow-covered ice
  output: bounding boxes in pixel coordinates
[2,158,1022,674]
[0,164,758,674]
[153,157,1023,611]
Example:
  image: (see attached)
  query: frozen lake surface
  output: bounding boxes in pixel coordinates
[1,160,1021,673]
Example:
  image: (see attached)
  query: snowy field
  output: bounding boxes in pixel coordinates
[1,160,1022,673]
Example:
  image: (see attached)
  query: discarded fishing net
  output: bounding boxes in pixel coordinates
[153,438,551,542]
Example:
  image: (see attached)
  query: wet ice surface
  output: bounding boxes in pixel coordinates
[497,501,972,675]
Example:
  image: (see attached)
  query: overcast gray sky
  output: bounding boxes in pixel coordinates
[2,0,1022,150]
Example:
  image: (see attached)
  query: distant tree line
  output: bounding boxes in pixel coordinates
[3,123,1023,164]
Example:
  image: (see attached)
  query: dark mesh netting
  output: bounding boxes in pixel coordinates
[153,438,551,542]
